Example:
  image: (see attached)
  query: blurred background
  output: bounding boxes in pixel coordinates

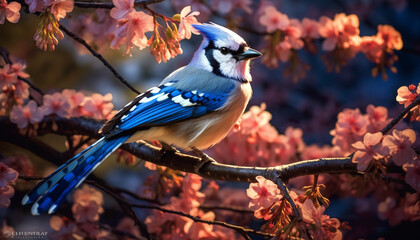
[1,0,420,239]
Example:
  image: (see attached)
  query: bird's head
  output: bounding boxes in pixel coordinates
[189,23,261,82]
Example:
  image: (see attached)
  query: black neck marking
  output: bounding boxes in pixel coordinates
[204,40,222,77]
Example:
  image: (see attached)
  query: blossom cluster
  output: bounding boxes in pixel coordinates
[0,62,30,113]
[8,89,115,133]
[396,83,420,121]
[210,103,305,167]
[0,163,18,208]
[145,174,236,239]
[246,176,346,239]
[258,5,403,80]
[49,184,142,239]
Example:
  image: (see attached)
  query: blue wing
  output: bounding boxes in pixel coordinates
[101,81,234,137]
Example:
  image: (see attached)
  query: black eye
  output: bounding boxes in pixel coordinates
[220,47,229,55]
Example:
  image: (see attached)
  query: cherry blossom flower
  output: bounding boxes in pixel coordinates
[110,0,134,20]
[360,35,384,64]
[404,159,420,191]
[116,217,142,239]
[0,0,21,24]
[10,100,44,128]
[301,199,343,240]
[111,10,154,55]
[396,84,419,107]
[72,184,104,223]
[0,155,34,176]
[177,6,200,40]
[25,0,45,13]
[246,176,281,211]
[331,108,368,154]
[351,132,389,171]
[259,6,289,32]
[49,216,77,240]
[377,24,403,50]
[301,18,320,39]
[0,163,18,188]
[318,16,339,51]
[366,104,390,132]
[383,129,416,166]
[171,0,211,21]
[43,0,74,21]
[61,89,86,117]
[41,92,71,118]
[0,185,14,208]
[0,64,17,89]
[83,93,114,119]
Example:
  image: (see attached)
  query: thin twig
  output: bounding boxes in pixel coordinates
[59,25,141,95]
[130,203,274,240]
[381,95,420,135]
[0,47,44,95]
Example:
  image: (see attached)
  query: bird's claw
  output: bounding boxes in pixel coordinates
[160,141,179,154]
[191,147,216,174]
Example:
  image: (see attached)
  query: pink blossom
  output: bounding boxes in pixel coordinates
[116,217,142,239]
[0,155,34,176]
[10,100,44,128]
[301,18,320,39]
[0,0,21,24]
[301,199,342,240]
[172,0,211,22]
[360,35,384,64]
[24,0,45,13]
[318,16,339,51]
[61,89,86,117]
[259,6,289,32]
[177,6,200,40]
[182,174,204,201]
[0,185,14,207]
[351,132,388,171]
[396,84,419,107]
[383,129,416,166]
[83,93,114,119]
[404,159,420,191]
[111,10,154,55]
[49,216,77,240]
[43,0,74,21]
[0,64,17,89]
[0,163,18,188]
[41,92,71,118]
[246,176,281,211]
[377,24,403,50]
[110,0,134,20]
[366,104,390,132]
[72,185,104,223]
[10,62,30,78]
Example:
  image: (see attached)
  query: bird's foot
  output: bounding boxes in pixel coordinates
[160,141,179,154]
[192,147,216,174]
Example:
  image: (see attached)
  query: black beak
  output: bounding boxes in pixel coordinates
[234,48,262,62]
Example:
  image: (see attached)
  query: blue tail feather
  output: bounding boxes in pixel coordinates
[22,135,130,215]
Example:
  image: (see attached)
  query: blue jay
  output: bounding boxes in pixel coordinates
[22,23,261,215]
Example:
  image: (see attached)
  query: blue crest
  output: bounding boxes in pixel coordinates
[192,23,245,44]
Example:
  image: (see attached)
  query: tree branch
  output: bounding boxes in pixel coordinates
[58,26,141,95]
[73,0,164,9]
